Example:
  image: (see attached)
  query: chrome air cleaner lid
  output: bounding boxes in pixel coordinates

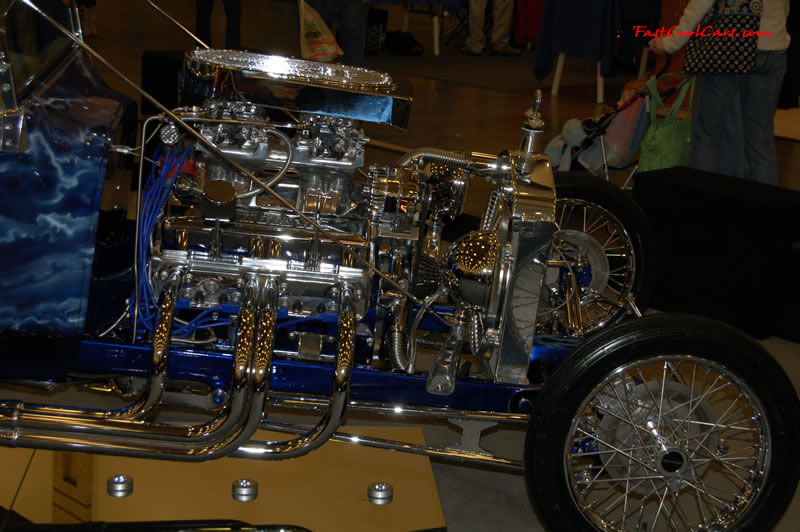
[181,49,412,128]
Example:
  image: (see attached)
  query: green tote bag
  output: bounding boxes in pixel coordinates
[638,74,695,173]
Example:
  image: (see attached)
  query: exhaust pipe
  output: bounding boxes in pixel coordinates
[230,283,356,460]
[0,276,277,461]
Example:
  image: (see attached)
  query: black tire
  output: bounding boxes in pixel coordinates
[525,313,800,531]
[542,173,655,335]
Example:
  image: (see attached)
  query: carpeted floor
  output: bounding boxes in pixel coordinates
[364,46,602,93]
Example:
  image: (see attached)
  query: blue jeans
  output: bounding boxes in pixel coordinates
[306,0,371,67]
[688,50,788,186]
[196,0,241,49]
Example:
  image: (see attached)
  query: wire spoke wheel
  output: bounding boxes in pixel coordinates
[525,314,800,532]
[567,356,768,530]
[538,173,655,337]
[541,198,636,334]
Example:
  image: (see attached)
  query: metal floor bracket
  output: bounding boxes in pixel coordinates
[445,418,498,457]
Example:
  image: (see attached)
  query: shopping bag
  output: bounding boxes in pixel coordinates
[577,94,650,173]
[638,74,695,173]
[299,0,343,62]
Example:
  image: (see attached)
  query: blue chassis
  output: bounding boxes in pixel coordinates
[77,339,571,413]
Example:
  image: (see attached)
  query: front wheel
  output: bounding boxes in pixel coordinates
[525,314,800,531]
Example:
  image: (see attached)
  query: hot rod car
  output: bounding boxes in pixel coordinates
[1,1,798,530]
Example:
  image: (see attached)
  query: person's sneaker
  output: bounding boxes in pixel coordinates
[490,44,521,56]
[462,47,483,56]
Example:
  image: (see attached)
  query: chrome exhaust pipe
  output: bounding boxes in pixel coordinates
[231,284,356,460]
[0,276,278,461]
[13,268,185,423]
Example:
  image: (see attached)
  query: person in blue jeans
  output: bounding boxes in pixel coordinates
[649,0,790,186]
[306,0,371,66]
[196,0,241,49]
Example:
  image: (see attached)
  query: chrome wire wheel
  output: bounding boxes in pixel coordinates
[539,197,637,334]
[526,315,799,531]
[565,355,770,531]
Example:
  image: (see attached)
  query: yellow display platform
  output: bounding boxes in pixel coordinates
[1,426,446,531]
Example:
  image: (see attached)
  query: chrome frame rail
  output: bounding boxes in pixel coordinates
[256,420,525,471]
[265,393,532,425]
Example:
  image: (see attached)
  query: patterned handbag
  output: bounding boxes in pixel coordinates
[683,0,763,75]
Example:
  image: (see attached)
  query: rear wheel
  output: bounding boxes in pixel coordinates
[525,314,800,531]
[539,174,655,335]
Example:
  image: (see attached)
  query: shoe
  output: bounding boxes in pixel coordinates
[462,47,483,56]
[490,44,521,57]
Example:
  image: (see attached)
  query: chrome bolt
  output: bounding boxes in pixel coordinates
[367,482,393,505]
[574,469,592,485]
[716,438,729,456]
[232,478,258,502]
[107,474,134,498]
[211,388,227,406]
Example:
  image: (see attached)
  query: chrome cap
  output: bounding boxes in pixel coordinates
[106,474,134,498]
[367,482,393,505]
[232,478,258,502]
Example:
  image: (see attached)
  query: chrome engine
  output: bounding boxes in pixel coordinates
[137,49,556,395]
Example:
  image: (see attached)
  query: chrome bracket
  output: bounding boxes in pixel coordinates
[0,59,27,153]
[426,307,468,396]
[625,292,643,318]
[445,418,498,457]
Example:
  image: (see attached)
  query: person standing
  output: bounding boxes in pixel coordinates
[464,0,521,56]
[306,0,371,66]
[196,0,242,49]
[649,0,791,185]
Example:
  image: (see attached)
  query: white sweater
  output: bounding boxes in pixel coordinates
[662,0,791,53]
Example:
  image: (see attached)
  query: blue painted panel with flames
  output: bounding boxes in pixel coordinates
[0,52,126,336]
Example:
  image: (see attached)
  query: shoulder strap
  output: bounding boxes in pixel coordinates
[665,76,696,119]
[646,73,693,122]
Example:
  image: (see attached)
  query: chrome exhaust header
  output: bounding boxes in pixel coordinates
[0,275,278,461]
[231,284,356,460]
